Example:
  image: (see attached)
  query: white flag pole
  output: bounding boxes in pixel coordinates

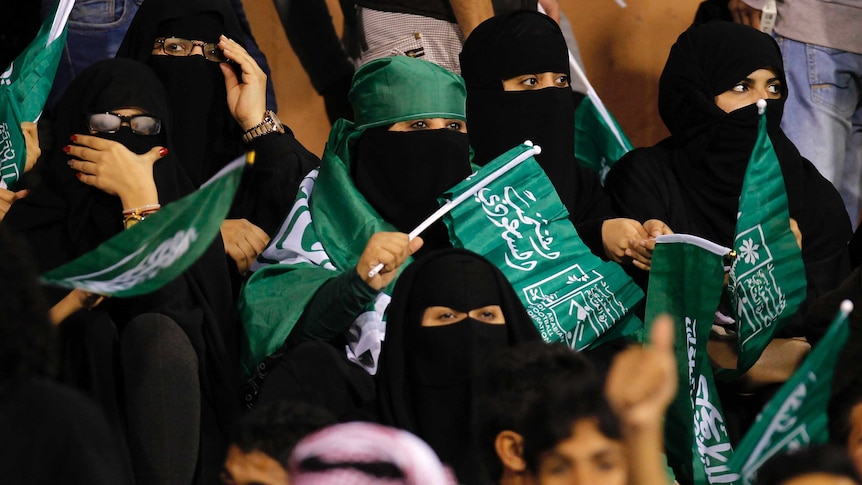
[49,0,77,46]
[367,142,542,278]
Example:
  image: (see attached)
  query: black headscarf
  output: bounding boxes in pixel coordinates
[116,0,245,187]
[8,58,189,263]
[604,21,851,333]
[460,10,573,169]
[657,21,799,244]
[376,249,540,484]
[5,58,240,446]
[460,10,614,254]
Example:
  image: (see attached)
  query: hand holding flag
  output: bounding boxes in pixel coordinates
[367,142,542,278]
[0,0,75,188]
[41,155,247,297]
[359,232,424,290]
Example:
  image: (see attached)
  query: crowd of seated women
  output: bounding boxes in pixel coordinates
[1,1,861,484]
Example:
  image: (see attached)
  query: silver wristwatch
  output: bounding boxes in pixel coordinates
[242,110,285,144]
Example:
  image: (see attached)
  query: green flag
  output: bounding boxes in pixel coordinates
[646,234,739,484]
[0,0,74,188]
[728,301,852,484]
[443,144,644,350]
[574,95,633,183]
[726,102,807,376]
[41,155,247,297]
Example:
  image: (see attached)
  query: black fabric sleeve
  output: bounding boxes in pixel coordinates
[288,268,380,345]
[567,163,617,259]
[233,126,321,236]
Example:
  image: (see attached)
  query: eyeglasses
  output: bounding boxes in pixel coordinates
[87,112,162,136]
[154,37,228,63]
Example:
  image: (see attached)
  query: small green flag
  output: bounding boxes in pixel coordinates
[41,156,246,297]
[646,234,738,484]
[0,0,74,188]
[574,95,633,184]
[728,301,852,484]
[726,102,807,377]
[443,144,644,350]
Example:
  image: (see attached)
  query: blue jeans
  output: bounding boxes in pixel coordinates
[42,0,143,109]
[777,36,862,228]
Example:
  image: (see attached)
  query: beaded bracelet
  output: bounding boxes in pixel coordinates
[122,204,161,230]
[122,204,161,216]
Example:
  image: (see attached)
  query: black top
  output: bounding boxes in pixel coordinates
[605,21,851,334]
[355,0,538,23]
[376,249,541,484]
[0,378,131,484]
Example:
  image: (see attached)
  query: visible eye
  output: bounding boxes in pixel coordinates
[421,306,467,326]
[410,120,429,129]
[766,82,782,96]
[164,40,188,53]
[446,121,463,131]
[521,76,540,87]
[540,456,571,477]
[555,74,570,87]
[469,305,505,324]
[731,81,750,93]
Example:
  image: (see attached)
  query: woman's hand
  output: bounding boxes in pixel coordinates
[357,232,423,290]
[221,218,270,275]
[789,217,802,250]
[605,314,677,431]
[218,35,267,132]
[66,134,164,210]
[49,288,105,325]
[21,121,41,172]
[602,218,652,269]
[0,188,28,221]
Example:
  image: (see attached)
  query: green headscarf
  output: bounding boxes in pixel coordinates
[314,56,467,268]
[240,56,468,373]
[351,56,467,131]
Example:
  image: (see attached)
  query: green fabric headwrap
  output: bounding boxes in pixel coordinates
[350,56,467,131]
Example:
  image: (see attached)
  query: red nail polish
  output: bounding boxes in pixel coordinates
[75,172,82,179]
[70,135,77,142]
[159,147,168,157]
[63,145,71,153]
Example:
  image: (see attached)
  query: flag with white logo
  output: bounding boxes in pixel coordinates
[728,301,852,484]
[726,103,806,376]
[574,95,633,184]
[41,155,245,297]
[443,144,644,350]
[646,234,738,484]
[0,0,74,188]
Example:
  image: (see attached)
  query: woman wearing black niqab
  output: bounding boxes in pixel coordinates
[604,21,851,442]
[5,58,240,485]
[460,10,666,271]
[116,0,320,279]
[605,21,851,333]
[376,248,541,485]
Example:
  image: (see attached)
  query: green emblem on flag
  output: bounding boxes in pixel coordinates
[443,144,643,350]
[41,156,246,297]
[728,302,852,484]
[574,95,633,183]
[726,103,806,376]
[0,0,73,188]
[646,234,739,484]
